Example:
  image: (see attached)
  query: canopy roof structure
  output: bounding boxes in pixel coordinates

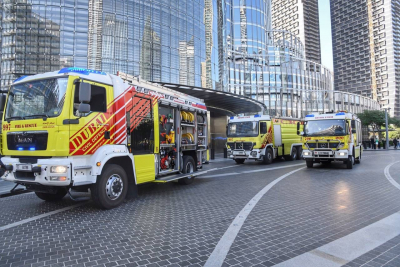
[155,82,266,115]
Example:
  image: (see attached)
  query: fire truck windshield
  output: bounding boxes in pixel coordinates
[228,121,259,137]
[5,78,68,121]
[304,119,346,136]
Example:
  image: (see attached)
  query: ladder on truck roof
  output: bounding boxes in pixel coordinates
[117,71,203,104]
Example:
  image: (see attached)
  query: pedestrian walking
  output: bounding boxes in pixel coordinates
[393,138,398,149]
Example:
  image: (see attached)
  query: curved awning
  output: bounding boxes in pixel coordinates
[155,82,266,116]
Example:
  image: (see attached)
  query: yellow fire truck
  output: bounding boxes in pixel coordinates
[298,112,362,169]
[226,115,302,164]
[0,68,209,209]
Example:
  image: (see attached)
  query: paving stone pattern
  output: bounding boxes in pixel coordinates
[343,234,400,267]
[223,152,400,267]
[0,164,299,267]
[1,152,400,267]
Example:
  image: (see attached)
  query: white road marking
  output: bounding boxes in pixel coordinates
[384,161,400,190]
[204,167,305,267]
[200,172,240,178]
[239,163,304,174]
[199,163,305,179]
[275,211,400,267]
[0,202,87,232]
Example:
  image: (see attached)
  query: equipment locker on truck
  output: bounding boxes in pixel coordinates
[0,68,209,209]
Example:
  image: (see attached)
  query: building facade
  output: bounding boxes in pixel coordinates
[270,0,321,64]
[331,0,400,117]
[0,0,379,118]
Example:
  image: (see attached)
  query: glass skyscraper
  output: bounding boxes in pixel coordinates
[331,0,400,117]
[0,0,379,117]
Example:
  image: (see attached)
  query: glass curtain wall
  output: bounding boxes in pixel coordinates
[0,0,224,91]
[0,0,380,116]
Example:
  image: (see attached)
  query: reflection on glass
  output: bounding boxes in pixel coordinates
[304,120,346,137]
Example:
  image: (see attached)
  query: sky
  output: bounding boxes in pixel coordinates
[318,0,334,72]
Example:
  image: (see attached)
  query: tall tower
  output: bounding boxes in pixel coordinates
[331,0,400,117]
[271,0,321,64]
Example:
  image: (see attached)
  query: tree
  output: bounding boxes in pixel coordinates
[357,110,400,139]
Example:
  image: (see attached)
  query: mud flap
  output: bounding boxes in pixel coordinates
[125,180,138,200]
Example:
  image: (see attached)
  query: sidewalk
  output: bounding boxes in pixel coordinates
[364,147,400,151]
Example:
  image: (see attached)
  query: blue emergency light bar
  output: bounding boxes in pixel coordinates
[336,112,346,115]
[254,114,261,118]
[305,114,314,118]
[58,67,107,76]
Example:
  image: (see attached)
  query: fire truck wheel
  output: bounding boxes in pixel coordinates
[296,146,303,160]
[263,148,273,165]
[91,164,128,209]
[306,159,313,168]
[235,159,245,164]
[35,187,68,202]
[285,147,297,161]
[346,156,354,169]
[179,156,196,185]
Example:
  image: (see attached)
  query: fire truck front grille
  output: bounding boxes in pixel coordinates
[307,143,317,148]
[229,142,253,150]
[317,142,340,149]
[7,132,48,151]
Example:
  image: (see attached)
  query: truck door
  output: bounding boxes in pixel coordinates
[127,93,156,184]
[68,80,113,156]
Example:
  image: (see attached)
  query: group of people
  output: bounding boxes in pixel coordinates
[370,136,400,149]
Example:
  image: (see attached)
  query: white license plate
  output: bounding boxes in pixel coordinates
[16,164,32,171]
[315,151,330,155]
[233,151,245,156]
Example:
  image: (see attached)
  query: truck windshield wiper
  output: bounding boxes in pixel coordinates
[24,114,49,121]
[6,116,25,122]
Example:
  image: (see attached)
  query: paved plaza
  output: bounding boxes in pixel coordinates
[1,150,400,267]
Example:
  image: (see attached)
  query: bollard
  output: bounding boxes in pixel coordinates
[211,148,215,160]
[223,148,227,158]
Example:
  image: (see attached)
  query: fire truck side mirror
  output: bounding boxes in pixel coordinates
[260,122,267,134]
[0,94,6,112]
[78,103,90,113]
[79,82,92,103]
[297,122,300,135]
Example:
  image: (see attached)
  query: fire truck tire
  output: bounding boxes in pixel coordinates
[91,164,128,209]
[285,147,297,161]
[263,148,273,165]
[346,156,354,169]
[235,159,245,164]
[306,159,313,168]
[296,146,303,160]
[35,187,68,201]
[179,156,196,185]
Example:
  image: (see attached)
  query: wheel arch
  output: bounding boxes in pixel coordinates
[100,154,138,200]
[182,151,198,169]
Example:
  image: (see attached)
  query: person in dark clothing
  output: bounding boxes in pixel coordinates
[370,137,375,149]
[393,138,398,149]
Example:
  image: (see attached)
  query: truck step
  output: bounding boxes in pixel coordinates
[154,170,208,183]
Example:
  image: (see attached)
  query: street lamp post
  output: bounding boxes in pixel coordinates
[385,108,391,149]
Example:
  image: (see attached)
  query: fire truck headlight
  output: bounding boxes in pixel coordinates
[339,152,346,156]
[50,166,68,173]
[251,151,257,157]
[303,152,310,156]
